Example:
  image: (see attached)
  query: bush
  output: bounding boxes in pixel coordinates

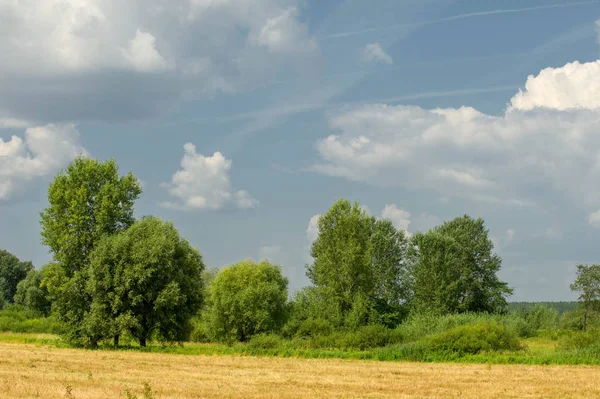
[337,324,403,350]
[426,321,521,355]
[558,330,600,350]
[247,334,284,350]
[0,306,63,334]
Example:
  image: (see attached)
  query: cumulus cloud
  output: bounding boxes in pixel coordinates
[307,215,320,243]
[380,204,411,233]
[362,43,393,64]
[0,124,85,200]
[313,59,600,213]
[509,60,600,111]
[589,210,600,227]
[161,143,258,211]
[0,0,317,124]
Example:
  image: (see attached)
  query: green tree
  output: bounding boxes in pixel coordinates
[88,216,205,347]
[570,264,600,330]
[40,156,142,345]
[411,215,512,315]
[208,260,288,342]
[370,218,411,326]
[14,267,51,316]
[307,200,373,316]
[306,199,411,327]
[0,249,34,306]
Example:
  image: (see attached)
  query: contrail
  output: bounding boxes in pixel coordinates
[321,0,600,39]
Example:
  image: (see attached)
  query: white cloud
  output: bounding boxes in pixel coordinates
[589,210,600,227]
[313,59,600,213]
[0,124,85,200]
[161,143,258,211]
[380,204,411,233]
[307,215,320,243]
[0,0,318,123]
[121,30,169,73]
[535,227,563,240]
[362,43,393,64]
[509,60,600,111]
[492,229,515,252]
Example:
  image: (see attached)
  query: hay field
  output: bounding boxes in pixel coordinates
[0,341,599,398]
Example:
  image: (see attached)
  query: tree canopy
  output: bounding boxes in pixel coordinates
[0,249,34,306]
[40,156,142,345]
[88,216,205,347]
[570,264,600,330]
[411,215,512,314]
[207,259,288,342]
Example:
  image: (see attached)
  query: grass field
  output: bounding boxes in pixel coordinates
[0,337,599,398]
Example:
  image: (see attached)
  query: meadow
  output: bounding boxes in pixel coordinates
[1,336,600,399]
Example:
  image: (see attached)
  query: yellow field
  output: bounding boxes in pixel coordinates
[0,341,599,398]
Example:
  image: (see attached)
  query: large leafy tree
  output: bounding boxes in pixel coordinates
[411,215,512,314]
[14,267,51,316]
[307,199,411,327]
[88,216,205,347]
[307,200,373,316]
[0,249,34,306]
[207,260,288,342]
[40,156,142,345]
[570,264,600,330]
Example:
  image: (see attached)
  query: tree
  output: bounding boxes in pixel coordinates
[570,264,600,330]
[0,249,34,306]
[370,219,411,326]
[410,215,513,314]
[88,216,205,347]
[207,260,288,342]
[40,156,142,345]
[14,267,51,316]
[306,199,411,327]
[307,200,373,316]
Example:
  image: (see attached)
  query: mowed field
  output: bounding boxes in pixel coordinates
[0,341,599,398]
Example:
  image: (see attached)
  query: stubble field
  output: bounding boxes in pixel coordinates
[0,340,599,398]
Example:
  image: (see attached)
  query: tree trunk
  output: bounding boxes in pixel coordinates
[113,334,119,347]
[139,337,147,347]
[583,308,588,331]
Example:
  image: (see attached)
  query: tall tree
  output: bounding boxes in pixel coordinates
[40,156,142,345]
[207,260,288,342]
[0,249,34,306]
[88,217,205,347]
[411,215,512,314]
[307,200,373,316]
[570,264,600,330]
[307,199,411,327]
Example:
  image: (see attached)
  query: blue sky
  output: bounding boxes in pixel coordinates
[2,0,600,301]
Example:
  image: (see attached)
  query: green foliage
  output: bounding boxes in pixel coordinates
[14,267,51,316]
[508,301,578,314]
[282,287,342,338]
[307,199,411,328]
[87,216,205,347]
[411,215,513,315]
[570,264,600,330]
[207,260,288,342]
[0,305,63,334]
[558,329,600,350]
[40,156,142,345]
[426,321,521,355]
[0,249,34,306]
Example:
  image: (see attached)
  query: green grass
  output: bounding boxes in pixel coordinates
[2,332,599,366]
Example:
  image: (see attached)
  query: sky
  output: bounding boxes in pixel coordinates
[2,0,600,301]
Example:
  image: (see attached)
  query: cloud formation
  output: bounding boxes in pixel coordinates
[313,59,600,215]
[0,124,85,200]
[161,143,258,211]
[380,204,411,233]
[0,0,317,124]
[362,43,393,64]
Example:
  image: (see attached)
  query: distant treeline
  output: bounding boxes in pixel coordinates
[508,302,578,314]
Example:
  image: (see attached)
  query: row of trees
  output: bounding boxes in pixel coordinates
[2,156,598,345]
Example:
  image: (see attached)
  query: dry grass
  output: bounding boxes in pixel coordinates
[0,342,599,398]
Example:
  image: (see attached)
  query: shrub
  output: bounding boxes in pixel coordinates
[426,321,521,355]
[247,334,284,350]
[337,324,403,350]
[558,330,600,350]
